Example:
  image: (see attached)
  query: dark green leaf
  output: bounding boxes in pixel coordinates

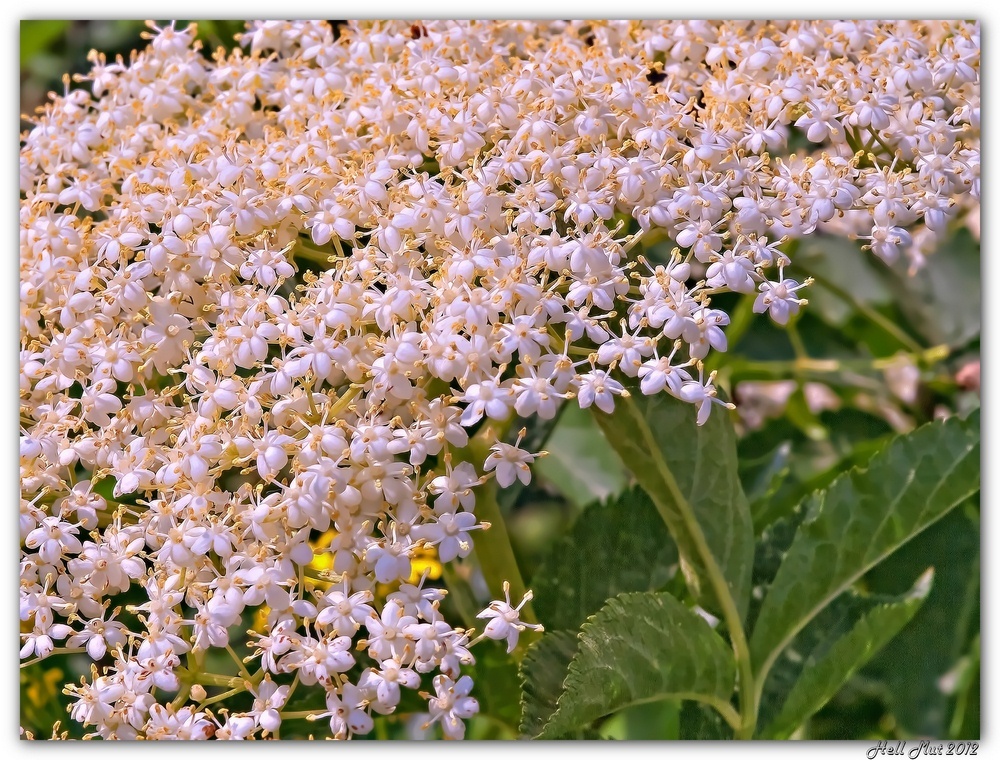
[863,505,980,737]
[531,486,677,632]
[756,589,879,732]
[593,388,753,619]
[519,630,579,737]
[750,412,980,692]
[947,635,980,739]
[746,507,807,636]
[535,403,628,509]
[679,701,734,739]
[536,592,736,739]
[742,440,792,508]
[598,699,681,740]
[762,569,932,738]
[741,408,896,534]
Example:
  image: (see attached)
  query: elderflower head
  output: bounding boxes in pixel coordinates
[20,19,978,739]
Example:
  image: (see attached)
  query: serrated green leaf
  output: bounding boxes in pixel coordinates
[519,630,580,737]
[535,403,628,509]
[536,592,737,739]
[531,486,677,632]
[750,412,980,697]
[756,585,904,732]
[592,388,753,619]
[740,408,896,534]
[762,569,932,738]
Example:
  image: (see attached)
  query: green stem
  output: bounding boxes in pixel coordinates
[624,395,757,739]
[278,709,322,720]
[290,240,335,267]
[473,481,537,628]
[197,684,247,708]
[225,643,256,684]
[177,668,245,688]
[449,421,538,660]
[19,647,86,669]
[170,650,201,709]
[786,319,809,363]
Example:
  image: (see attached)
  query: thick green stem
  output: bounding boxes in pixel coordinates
[197,684,248,708]
[473,482,537,627]
[448,420,538,660]
[176,668,246,689]
[279,709,321,720]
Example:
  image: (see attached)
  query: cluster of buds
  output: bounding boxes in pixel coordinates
[20,20,978,739]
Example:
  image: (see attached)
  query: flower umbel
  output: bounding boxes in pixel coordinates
[19,19,978,739]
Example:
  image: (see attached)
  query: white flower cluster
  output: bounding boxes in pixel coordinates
[20,20,979,739]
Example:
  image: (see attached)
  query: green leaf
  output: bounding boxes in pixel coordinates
[740,408,896,535]
[592,388,753,619]
[536,592,737,739]
[519,630,580,737]
[742,440,792,509]
[750,411,980,694]
[746,508,806,636]
[535,403,628,509]
[762,569,932,739]
[597,697,682,739]
[947,635,980,739]
[863,505,980,737]
[679,701,734,739]
[531,486,677,632]
[756,592,868,732]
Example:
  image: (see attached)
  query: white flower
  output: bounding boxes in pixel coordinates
[412,511,484,563]
[476,581,544,653]
[753,275,811,326]
[316,588,375,636]
[484,433,537,489]
[424,674,480,740]
[251,677,290,734]
[358,658,420,708]
[576,369,626,413]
